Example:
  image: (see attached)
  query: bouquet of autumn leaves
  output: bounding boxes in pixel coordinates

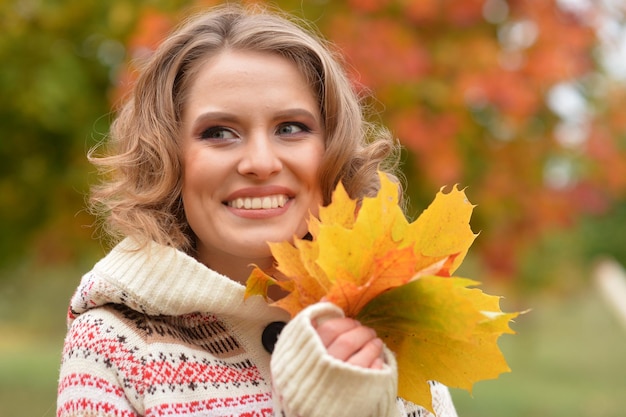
[245,172,520,413]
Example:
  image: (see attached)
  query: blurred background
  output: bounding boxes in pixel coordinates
[1,0,626,415]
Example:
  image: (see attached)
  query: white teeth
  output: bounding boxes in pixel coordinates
[228,195,288,209]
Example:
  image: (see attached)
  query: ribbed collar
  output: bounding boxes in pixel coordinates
[69,237,286,322]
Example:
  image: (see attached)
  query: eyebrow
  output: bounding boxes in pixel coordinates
[273,108,321,123]
[191,111,238,126]
[191,108,322,128]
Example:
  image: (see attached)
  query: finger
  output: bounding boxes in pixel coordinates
[345,337,384,369]
[371,356,384,370]
[325,325,378,362]
[315,317,360,348]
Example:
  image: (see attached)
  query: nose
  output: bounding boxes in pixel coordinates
[237,132,283,179]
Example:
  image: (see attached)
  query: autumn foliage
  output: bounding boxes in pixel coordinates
[246,174,477,316]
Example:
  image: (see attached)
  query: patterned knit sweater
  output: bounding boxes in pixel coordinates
[57,238,458,417]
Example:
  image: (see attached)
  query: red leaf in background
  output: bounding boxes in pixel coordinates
[392,110,463,186]
[442,0,485,26]
[327,16,430,90]
[403,0,439,23]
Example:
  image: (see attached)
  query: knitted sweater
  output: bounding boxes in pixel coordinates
[57,238,458,417]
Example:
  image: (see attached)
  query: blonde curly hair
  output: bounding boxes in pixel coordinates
[89,4,401,253]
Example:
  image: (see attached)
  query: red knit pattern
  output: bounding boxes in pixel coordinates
[58,304,274,417]
[147,394,273,416]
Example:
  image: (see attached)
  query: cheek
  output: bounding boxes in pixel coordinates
[310,144,326,197]
[181,159,201,200]
[305,147,326,216]
[182,148,224,189]
[308,140,326,177]
[181,152,217,211]
[302,148,324,198]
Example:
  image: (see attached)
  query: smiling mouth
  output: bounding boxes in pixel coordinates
[226,195,289,209]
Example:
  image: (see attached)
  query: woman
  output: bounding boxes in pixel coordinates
[57,4,458,417]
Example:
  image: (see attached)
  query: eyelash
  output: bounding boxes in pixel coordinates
[277,122,311,135]
[199,126,236,140]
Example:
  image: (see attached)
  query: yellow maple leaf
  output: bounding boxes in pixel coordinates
[245,171,519,413]
[358,276,519,411]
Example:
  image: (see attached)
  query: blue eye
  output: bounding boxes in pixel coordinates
[200,127,237,140]
[276,123,309,135]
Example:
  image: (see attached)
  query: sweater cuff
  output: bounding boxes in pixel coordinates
[270,302,398,417]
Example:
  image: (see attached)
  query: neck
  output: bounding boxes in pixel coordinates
[196,249,275,286]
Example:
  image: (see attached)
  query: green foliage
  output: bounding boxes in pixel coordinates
[0,0,193,269]
[580,200,626,265]
[0,0,120,266]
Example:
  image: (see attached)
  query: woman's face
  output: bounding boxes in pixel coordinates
[180,50,325,280]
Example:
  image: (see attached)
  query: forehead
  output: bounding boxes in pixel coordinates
[182,49,320,116]
[192,49,305,84]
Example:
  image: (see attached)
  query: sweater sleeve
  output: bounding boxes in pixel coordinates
[270,302,398,417]
[57,308,144,417]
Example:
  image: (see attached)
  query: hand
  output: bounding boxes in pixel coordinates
[314,316,384,370]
